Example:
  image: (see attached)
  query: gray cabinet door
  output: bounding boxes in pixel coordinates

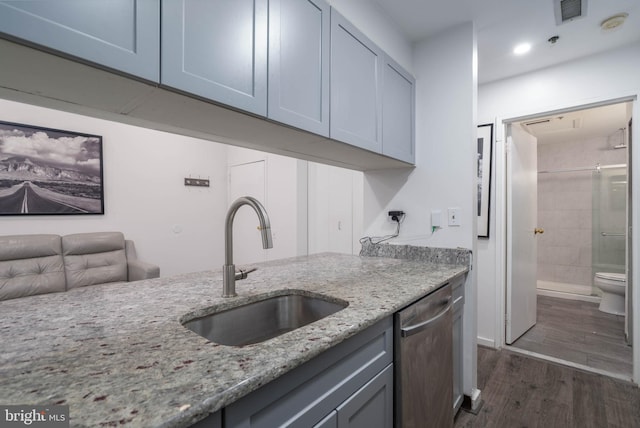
[382,56,415,164]
[161,0,268,116]
[315,411,338,428]
[268,0,330,136]
[0,0,159,81]
[336,364,393,428]
[330,9,383,153]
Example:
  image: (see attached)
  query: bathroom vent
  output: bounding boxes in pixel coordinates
[523,116,581,135]
[554,0,587,25]
[524,119,551,127]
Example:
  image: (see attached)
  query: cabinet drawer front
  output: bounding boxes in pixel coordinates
[0,0,159,81]
[225,317,393,428]
[161,0,267,116]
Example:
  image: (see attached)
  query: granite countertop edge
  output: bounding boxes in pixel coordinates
[0,252,469,428]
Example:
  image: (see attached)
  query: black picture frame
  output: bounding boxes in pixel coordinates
[477,123,493,238]
[0,120,104,215]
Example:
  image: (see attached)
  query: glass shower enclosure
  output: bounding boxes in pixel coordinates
[592,165,627,286]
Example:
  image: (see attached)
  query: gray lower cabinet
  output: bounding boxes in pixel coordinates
[452,276,465,414]
[336,364,393,428]
[268,0,330,137]
[161,0,268,116]
[314,411,337,428]
[382,56,415,164]
[213,317,393,428]
[330,9,383,153]
[312,365,393,428]
[0,0,159,81]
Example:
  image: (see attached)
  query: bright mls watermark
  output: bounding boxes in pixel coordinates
[1,405,69,427]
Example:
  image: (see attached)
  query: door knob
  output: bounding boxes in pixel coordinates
[534,228,544,235]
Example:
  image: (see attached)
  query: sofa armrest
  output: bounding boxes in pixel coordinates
[128,259,160,282]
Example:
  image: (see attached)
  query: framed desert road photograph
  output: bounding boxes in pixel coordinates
[0,121,104,215]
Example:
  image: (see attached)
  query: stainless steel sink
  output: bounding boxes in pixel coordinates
[182,292,348,347]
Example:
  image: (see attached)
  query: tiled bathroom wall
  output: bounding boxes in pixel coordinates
[537,133,626,289]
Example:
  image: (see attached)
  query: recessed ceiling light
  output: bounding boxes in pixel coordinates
[513,43,532,55]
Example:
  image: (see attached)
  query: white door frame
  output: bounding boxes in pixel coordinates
[493,93,640,383]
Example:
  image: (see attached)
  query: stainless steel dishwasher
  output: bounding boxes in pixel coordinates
[395,282,453,428]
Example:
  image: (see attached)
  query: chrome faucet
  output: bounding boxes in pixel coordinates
[223,196,273,297]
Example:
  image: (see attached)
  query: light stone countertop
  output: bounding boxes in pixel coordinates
[0,253,468,427]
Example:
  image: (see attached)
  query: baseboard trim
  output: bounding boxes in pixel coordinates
[477,337,496,348]
[537,288,601,304]
[506,346,633,383]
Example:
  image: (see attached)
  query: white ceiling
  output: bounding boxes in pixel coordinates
[373,0,640,84]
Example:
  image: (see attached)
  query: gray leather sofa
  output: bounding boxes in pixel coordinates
[0,232,160,301]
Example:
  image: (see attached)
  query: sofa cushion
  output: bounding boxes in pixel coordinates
[62,232,128,290]
[0,234,65,301]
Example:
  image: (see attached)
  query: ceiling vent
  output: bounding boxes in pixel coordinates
[554,0,587,25]
[523,116,582,135]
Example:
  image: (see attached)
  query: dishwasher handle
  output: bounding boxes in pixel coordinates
[400,297,452,338]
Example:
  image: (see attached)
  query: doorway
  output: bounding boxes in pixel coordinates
[504,101,634,379]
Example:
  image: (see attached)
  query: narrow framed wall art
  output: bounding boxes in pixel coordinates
[0,121,104,215]
[477,123,493,238]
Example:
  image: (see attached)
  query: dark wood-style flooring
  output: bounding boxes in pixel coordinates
[454,347,640,427]
[511,295,632,377]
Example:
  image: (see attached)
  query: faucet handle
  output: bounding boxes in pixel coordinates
[235,267,257,280]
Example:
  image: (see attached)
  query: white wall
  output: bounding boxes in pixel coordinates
[0,98,228,277]
[477,42,640,350]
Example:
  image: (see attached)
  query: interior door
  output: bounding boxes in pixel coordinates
[228,160,267,266]
[307,163,355,255]
[506,123,539,344]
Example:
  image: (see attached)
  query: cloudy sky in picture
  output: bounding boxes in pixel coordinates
[0,123,101,175]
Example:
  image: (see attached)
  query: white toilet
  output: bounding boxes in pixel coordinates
[594,272,626,315]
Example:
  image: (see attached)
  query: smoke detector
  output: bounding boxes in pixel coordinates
[554,0,587,25]
[601,13,628,31]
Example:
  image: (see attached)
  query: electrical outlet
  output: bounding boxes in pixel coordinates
[448,208,461,226]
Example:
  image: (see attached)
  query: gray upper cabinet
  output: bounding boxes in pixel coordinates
[0,0,159,82]
[382,56,415,164]
[330,9,383,153]
[161,0,268,116]
[268,0,330,136]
